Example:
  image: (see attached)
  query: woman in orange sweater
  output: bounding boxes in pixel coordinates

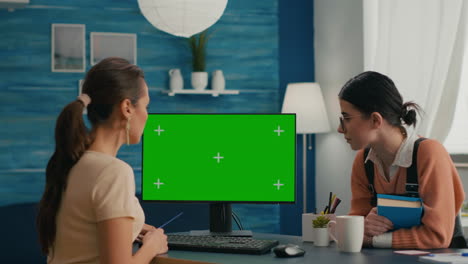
[338,71,465,249]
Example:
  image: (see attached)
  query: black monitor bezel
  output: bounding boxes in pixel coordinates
[141,113,296,204]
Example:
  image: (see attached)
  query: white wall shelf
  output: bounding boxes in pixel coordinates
[163,89,240,97]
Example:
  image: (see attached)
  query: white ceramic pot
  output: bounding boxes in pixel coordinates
[211,69,225,91]
[191,72,208,90]
[302,213,336,242]
[314,227,330,247]
[169,68,183,91]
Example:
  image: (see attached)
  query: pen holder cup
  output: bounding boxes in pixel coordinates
[302,213,336,242]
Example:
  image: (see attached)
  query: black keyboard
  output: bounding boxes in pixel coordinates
[167,234,279,255]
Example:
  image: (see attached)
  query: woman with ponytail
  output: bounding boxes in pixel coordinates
[37,57,167,264]
[338,71,465,249]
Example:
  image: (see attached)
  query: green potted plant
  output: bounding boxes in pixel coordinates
[312,215,331,247]
[189,30,210,90]
[312,215,331,228]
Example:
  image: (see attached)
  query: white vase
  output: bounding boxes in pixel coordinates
[211,69,225,91]
[313,227,330,247]
[191,72,208,90]
[169,68,183,91]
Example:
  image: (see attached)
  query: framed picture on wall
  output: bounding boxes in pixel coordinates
[51,24,86,72]
[90,32,137,65]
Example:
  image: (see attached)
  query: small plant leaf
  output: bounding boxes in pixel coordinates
[312,215,331,228]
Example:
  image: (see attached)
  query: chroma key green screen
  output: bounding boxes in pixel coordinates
[142,114,296,203]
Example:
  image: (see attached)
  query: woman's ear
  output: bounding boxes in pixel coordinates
[370,112,383,129]
[120,98,133,119]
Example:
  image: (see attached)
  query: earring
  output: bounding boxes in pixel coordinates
[126,117,131,146]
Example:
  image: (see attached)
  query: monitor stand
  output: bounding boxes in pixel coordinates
[190,203,253,237]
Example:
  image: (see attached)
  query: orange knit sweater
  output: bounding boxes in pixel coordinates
[348,139,465,249]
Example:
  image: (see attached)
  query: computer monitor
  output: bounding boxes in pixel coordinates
[142,113,296,236]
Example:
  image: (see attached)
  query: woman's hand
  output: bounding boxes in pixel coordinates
[142,228,168,257]
[363,235,373,248]
[136,224,156,243]
[365,207,393,237]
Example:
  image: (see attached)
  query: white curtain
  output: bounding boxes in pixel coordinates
[363,0,467,143]
[444,49,468,154]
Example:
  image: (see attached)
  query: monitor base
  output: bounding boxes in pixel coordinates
[189,230,253,237]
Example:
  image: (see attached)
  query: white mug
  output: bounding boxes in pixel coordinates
[328,215,364,253]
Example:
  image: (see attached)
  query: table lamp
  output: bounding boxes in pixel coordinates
[281,82,330,213]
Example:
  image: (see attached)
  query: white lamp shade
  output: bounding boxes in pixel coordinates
[138,0,228,38]
[281,83,331,134]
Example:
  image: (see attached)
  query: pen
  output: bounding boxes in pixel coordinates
[159,212,184,229]
[330,198,341,214]
[134,212,184,247]
[427,253,468,257]
[330,194,337,213]
[327,192,332,214]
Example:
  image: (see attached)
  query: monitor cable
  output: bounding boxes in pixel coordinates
[232,211,244,230]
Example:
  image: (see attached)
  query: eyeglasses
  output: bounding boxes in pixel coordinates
[339,114,363,132]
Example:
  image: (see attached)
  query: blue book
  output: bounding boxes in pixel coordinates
[377,194,423,229]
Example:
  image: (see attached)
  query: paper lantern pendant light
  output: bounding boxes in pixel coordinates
[138,0,228,38]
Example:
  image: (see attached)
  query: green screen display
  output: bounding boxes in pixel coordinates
[142,114,296,203]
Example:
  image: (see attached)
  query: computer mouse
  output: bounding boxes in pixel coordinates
[273,244,305,258]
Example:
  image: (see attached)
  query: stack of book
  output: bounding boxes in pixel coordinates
[377,194,423,229]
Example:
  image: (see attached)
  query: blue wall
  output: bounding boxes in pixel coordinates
[0,0,281,233]
[0,0,314,236]
[279,0,316,235]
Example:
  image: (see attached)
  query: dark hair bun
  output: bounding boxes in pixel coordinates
[402,107,417,126]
